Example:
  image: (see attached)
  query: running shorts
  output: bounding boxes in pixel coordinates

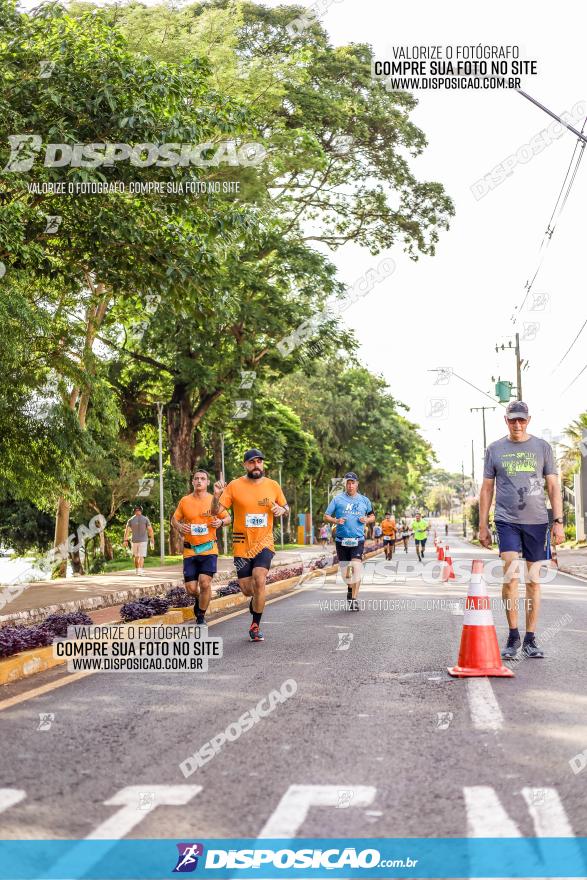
[494,521,551,563]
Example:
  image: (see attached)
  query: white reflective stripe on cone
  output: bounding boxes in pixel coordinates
[462,610,495,626]
[466,580,489,597]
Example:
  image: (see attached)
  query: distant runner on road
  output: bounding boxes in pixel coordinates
[123,506,154,576]
[412,512,428,562]
[212,449,288,642]
[479,400,564,660]
[400,519,410,553]
[171,470,230,625]
[381,512,396,560]
[323,472,375,611]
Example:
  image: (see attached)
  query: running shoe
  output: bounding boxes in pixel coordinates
[522,639,544,658]
[501,634,521,659]
[351,598,360,612]
[249,623,264,642]
[196,614,206,625]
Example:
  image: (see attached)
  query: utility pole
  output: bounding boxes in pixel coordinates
[471,439,475,484]
[461,460,467,538]
[155,403,165,561]
[470,406,497,453]
[495,334,525,400]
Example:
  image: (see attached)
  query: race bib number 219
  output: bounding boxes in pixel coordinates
[245,513,268,528]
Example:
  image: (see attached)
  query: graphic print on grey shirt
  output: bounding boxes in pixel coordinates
[483,435,556,524]
[127,514,151,542]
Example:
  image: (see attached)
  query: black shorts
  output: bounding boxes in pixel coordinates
[335,540,365,562]
[383,536,395,545]
[414,537,427,546]
[183,554,218,582]
[234,548,275,579]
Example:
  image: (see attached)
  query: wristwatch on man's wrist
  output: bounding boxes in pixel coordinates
[553,517,564,524]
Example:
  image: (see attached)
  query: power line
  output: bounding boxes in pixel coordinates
[511,93,587,325]
[551,316,587,373]
[562,361,587,395]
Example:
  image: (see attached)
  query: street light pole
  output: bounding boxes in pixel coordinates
[155,403,165,561]
[309,477,313,545]
[220,434,226,556]
[277,460,284,551]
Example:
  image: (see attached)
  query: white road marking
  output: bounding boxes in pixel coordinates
[0,789,25,812]
[466,678,504,731]
[465,785,576,837]
[44,785,202,879]
[521,788,574,836]
[258,784,376,838]
[464,786,521,836]
[87,785,201,839]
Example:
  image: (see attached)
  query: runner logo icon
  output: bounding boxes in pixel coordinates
[173,843,204,872]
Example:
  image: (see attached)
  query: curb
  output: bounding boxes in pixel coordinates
[0,553,384,687]
[0,556,316,627]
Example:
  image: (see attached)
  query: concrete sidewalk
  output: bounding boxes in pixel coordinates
[557,545,587,579]
[0,545,333,626]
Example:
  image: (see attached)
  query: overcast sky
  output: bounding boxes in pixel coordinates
[19,0,587,478]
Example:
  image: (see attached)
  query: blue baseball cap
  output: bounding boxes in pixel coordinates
[343,472,359,481]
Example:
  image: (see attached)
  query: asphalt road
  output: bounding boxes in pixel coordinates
[0,535,586,846]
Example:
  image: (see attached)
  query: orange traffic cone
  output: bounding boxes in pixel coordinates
[448,560,514,677]
[437,544,445,561]
[442,555,456,581]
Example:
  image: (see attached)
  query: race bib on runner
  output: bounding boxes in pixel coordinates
[341,537,359,547]
[190,524,209,536]
[245,513,268,528]
[383,536,391,542]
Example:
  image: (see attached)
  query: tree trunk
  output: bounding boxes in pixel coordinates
[104,533,113,561]
[53,281,110,574]
[71,547,85,575]
[168,384,197,475]
[53,496,71,577]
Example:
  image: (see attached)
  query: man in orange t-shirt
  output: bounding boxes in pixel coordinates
[212,448,288,642]
[171,470,231,624]
[381,512,396,560]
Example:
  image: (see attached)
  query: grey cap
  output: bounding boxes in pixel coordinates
[505,400,530,419]
[343,471,359,481]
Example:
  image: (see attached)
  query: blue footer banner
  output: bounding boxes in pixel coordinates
[0,838,586,879]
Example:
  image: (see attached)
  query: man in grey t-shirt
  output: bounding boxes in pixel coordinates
[479,401,564,660]
[123,506,155,576]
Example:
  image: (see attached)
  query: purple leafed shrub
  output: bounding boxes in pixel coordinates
[42,612,94,637]
[216,580,240,597]
[0,625,54,659]
[165,586,193,608]
[120,596,170,621]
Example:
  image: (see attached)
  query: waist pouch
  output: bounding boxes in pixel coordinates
[184,540,215,554]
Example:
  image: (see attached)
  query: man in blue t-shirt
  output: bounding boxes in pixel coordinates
[323,472,375,611]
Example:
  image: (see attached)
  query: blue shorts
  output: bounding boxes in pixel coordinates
[183,554,218,582]
[234,548,275,580]
[494,520,551,563]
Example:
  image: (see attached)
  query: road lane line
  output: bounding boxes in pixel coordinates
[463,786,523,836]
[87,785,202,839]
[466,678,504,731]
[0,789,25,812]
[521,788,574,835]
[258,784,376,838]
[43,785,201,879]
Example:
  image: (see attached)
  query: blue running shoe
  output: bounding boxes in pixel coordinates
[249,623,264,642]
